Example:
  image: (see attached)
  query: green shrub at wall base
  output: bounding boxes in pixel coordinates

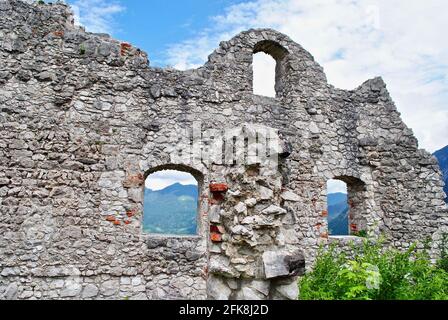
[299,238,448,300]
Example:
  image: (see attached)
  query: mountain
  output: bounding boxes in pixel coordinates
[153,183,198,198]
[434,145,448,203]
[327,192,349,235]
[143,183,198,235]
[328,193,348,206]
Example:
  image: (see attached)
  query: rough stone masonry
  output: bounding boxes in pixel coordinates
[0,0,447,300]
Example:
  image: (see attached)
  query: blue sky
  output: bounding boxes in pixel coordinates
[67,0,245,66]
[64,0,447,156]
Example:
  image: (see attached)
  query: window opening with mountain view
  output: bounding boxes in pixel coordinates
[144,170,199,235]
[327,176,368,237]
[327,179,349,236]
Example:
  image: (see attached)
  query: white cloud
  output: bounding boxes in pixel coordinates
[69,0,124,34]
[253,52,276,97]
[327,179,348,194]
[145,170,198,191]
[165,0,448,152]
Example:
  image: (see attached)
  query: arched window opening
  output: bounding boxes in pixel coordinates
[327,176,367,237]
[144,169,199,236]
[252,40,289,98]
[253,52,276,97]
[327,179,349,236]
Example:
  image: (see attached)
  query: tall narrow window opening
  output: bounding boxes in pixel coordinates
[326,176,368,237]
[252,40,289,98]
[253,52,276,97]
[327,179,349,236]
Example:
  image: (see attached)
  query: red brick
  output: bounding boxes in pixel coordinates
[53,30,64,37]
[209,183,228,193]
[126,209,137,217]
[210,232,222,242]
[120,42,132,56]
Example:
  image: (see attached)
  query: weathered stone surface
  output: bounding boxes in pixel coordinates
[207,275,231,300]
[2,283,18,300]
[82,284,99,299]
[0,0,446,301]
[60,281,82,298]
[208,205,221,223]
[234,202,247,214]
[239,287,265,300]
[36,71,55,82]
[259,186,274,200]
[209,256,238,278]
[249,280,270,296]
[273,280,298,300]
[262,205,287,215]
[231,225,252,236]
[245,198,257,208]
[101,280,119,297]
[262,251,290,279]
[281,190,301,202]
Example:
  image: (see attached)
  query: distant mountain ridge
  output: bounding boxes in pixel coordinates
[144,183,198,235]
[434,145,448,203]
[147,183,198,198]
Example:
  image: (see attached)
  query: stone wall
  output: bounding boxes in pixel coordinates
[0,0,447,300]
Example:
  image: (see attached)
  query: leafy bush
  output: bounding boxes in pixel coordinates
[437,233,448,272]
[299,239,448,300]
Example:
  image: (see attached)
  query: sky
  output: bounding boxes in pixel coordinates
[145,170,197,191]
[327,179,348,194]
[67,0,245,66]
[61,0,448,192]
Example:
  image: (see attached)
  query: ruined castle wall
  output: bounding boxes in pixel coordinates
[0,0,446,300]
